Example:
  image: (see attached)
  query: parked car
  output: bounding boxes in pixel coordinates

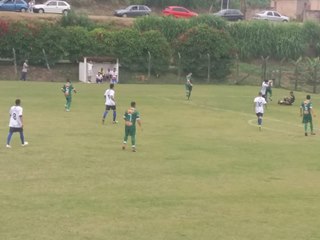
[33,0,70,15]
[252,10,289,22]
[213,9,244,21]
[114,5,151,17]
[162,6,198,18]
[0,0,28,12]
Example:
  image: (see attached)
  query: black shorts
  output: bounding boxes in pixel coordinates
[106,105,116,111]
[9,127,23,133]
[256,112,263,117]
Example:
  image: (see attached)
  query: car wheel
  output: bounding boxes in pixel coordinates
[283,20,288,22]
[39,9,44,13]
[20,8,27,12]
[123,14,127,17]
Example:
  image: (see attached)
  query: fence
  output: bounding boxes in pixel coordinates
[1,49,320,93]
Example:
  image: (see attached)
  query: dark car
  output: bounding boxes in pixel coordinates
[213,9,244,21]
[114,5,151,17]
[0,0,28,12]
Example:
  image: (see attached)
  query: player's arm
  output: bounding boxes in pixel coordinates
[137,118,142,131]
[19,114,23,127]
[300,106,303,117]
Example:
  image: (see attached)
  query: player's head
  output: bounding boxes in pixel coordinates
[290,91,294,95]
[306,95,311,100]
[258,92,262,96]
[110,83,114,89]
[15,99,21,106]
[131,101,136,108]
[66,79,70,83]
[264,79,268,83]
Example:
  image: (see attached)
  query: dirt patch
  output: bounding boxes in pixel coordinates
[0,11,134,27]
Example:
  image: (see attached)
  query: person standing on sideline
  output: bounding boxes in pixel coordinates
[266,79,273,101]
[260,79,269,101]
[122,101,142,152]
[61,79,77,112]
[102,83,117,124]
[6,99,28,148]
[20,60,28,81]
[87,60,93,83]
[300,94,316,136]
[253,92,267,131]
[185,73,193,100]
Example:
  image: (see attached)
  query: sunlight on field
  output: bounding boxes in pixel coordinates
[0,81,320,240]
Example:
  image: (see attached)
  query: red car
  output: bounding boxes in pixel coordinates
[162,6,198,18]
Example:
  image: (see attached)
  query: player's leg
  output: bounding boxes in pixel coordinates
[19,128,28,146]
[102,105,109,124]
[6,128,14,147]
[122,127,129,150]
[112,106,117,123]
[310,119,315,135]
[66,97,71,111]
[131,128,136,152]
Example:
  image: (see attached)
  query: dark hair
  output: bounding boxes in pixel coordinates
[307,95,311,100]
[131,101,136,107]
[110,83,114,89]
[15,99,21,105]
[66,79,70,83]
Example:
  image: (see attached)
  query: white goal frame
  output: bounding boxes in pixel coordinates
[79,56,119,83]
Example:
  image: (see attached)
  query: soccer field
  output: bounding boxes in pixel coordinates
[1,81,320,240]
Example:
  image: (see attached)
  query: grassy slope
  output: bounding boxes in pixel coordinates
[0,81,320,240]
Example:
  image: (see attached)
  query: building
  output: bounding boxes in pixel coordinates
[271,0,320,21]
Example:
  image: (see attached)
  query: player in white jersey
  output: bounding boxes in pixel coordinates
[260,80,269,101]
[102,83,117,124]
[6,99,28,148]
[253,92,267,131]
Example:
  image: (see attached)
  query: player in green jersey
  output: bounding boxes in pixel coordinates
[300,95,316,136]
[122,101,142,152]
[61,79,77,112]
[185,73,193,100]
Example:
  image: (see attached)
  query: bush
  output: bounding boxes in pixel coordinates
[173,24,235,81]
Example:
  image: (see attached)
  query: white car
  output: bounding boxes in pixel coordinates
[33,0,70,15]
[252,10,289,22]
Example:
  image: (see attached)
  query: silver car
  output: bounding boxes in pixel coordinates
[252,10,289,22]
[114,5,151,18]
[33,0,70,15]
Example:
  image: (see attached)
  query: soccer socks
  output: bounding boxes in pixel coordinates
[113,111,117,122]
[258,117,262,126]
[19,132,25,144]
[103,111,108,119]
[6,132,13,145]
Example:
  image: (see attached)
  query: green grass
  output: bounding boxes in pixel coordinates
[1,81,320,240]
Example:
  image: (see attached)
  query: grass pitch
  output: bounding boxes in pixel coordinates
[0,81,320,240]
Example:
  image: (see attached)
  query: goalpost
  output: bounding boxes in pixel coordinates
[79,56,119,83]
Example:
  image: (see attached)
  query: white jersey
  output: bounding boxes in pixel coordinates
[9,105,23,128]
[254,96,267,114]
[104,89,115,106]
[260,81,269,95]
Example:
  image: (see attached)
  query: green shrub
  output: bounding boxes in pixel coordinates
[173,24,235,81]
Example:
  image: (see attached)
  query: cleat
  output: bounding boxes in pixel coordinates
[6,144,11,148]
[132,148,136,152]
[305,133,308,136]
[22,142,28,147]
[311,132,316,135]
[102,119,105,125]
[112,121,118,124]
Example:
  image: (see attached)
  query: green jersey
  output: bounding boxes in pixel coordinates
[62,83,75,98]
[301,100,312,123]
[124,107,140,127]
